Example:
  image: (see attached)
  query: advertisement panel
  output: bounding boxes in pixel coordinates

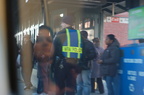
[128,6,144,40]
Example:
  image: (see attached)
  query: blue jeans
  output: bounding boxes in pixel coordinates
[105,75,120,95]
[76,70,91,95]
[37,78,44,94]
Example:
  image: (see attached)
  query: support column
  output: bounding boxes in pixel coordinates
[94,14,99,38]
[41,0,50,26]
[75,13,81,30]
[94,7,102,38]
[112,3,115,16]
[99,11,104,47]
[93,7,104,46]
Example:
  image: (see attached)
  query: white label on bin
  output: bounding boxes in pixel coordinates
[127,71,137,76]
[139,71,144,77]
[127,76,137,81]
[124,58,143,64]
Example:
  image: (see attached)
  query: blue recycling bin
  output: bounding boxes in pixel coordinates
[119,43,144,95]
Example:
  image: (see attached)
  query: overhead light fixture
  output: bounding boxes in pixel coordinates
[60,13,64,17]
[25,0,29,3]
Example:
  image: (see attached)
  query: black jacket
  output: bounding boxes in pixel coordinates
[79,39,97,70]
[53,27,96,70]
[101,39,121,76]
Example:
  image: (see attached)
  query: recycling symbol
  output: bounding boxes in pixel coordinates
[129,84,135,92]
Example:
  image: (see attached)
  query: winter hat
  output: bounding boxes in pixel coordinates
[81,31,88,39]
[92,38,99,42]
[62,16,74,26]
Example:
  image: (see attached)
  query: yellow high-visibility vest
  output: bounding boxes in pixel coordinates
[62,29,82,59]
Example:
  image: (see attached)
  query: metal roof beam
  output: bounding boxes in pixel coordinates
[106,0,125,3]
[116,4,127,11]
[50,3,97,8]
[102,3,112,8]
[102,1,125,8]
[48,0,106,5]
[103,8,117,14]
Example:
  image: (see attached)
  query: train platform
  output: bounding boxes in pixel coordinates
[17,68,108,95]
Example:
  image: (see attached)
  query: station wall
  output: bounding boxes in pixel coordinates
[103,12,134,48]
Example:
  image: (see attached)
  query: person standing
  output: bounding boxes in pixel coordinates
[98,34,121,95]
[53,16,96,95]
[34,25,54,94]
[76,31,96,95]
[53,16,83,95]
[91,38,104,94]
[21,35,33,90]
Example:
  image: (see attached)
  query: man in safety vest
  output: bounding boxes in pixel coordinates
[53,16,96,95]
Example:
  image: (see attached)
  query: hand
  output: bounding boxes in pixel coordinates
[97,60,103,64]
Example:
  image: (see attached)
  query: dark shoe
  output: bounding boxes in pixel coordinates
[100,92,104,94]
[91,90,95,93]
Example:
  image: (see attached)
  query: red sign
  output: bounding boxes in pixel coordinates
[111,17,120,23]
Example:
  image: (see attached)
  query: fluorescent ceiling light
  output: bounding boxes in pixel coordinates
[60,13,64,17]
[25,0,29,3]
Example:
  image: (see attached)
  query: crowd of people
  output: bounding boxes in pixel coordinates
[16,16,121,95]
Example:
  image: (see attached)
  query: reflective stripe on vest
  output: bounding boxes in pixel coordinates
[62,29,82,58]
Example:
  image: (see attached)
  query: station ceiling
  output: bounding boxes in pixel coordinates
[17,0,129,30]
[47,0,127,15]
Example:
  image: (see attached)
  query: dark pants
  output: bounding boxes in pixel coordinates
[54,61,78,95]
[91,78,104,94]
[37,62,49,94]
[37,78,44,94]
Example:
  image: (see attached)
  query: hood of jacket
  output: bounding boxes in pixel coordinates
[108,39,120,48]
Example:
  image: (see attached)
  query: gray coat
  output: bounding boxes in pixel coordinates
[91,47,104,78]
[101,40,121,77]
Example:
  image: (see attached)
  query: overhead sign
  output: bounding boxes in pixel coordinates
[105,17,128,23]
[128,6,144,40]
[111,17,120,23]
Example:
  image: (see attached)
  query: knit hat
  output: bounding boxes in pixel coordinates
[62,16,74,26]
[92,38,99,42]
[81,31,88,39]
